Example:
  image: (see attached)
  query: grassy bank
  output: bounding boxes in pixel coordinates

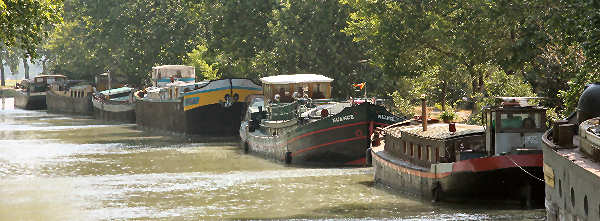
[0,80,19,97]
[0,89,18,97]
[0,80,18,89]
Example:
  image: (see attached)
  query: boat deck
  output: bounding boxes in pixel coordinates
[372,139,431,172]
[555,136,600,177]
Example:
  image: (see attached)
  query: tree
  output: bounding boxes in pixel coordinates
[184,44,220,80]
[45,0,207,86]
[0,46,4,86]
[0,0,63,58]
[202,0,278,80]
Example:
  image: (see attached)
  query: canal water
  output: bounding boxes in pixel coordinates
[0,98,545,220]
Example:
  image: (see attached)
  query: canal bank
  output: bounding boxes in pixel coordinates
[0,98,544,220]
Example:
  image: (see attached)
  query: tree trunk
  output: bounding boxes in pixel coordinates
[441,81,447,111]
[0,48,5,87]
[23,57,30,79]
[42,59,47,74]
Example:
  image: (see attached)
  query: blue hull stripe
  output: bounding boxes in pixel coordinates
[184,87,231,96]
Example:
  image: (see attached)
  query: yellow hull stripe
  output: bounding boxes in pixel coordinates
[183,88,261,111]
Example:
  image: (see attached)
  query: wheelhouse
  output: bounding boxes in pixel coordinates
[151,65,195,87]
[483,97,547,155]
[18,74,67,92]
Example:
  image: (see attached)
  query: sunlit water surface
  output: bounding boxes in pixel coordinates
[0,98,545,220]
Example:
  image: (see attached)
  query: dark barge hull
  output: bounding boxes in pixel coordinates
[92,97,136,123]
[136,100,247,137]
[288,103,399,166]
[46,90,93,115]
[241,102,401,166]
[14,92,46,110]
[373,149,544,204]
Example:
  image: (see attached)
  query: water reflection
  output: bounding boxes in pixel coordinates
[0,98,544,220]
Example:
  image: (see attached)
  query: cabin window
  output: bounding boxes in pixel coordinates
[426,145,431,161]
[499,112,543,130]
[435,147,440,163]
[403,141,407,154]
[410,143,414,157]
[417,145,422,160]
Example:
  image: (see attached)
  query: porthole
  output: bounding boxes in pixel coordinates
[584,195,588,216]
[571,187,575,207]
[558,179,562,197]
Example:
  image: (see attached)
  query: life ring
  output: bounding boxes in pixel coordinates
[320,109,329,118]
[355,129,364,137]
[223,94,232,107]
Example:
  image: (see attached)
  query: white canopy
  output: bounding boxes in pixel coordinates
[260,74,333,84]
[151,65,195,79]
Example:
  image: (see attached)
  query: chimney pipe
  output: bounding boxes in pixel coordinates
[421,95,427,131]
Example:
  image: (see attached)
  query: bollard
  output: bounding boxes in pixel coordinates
[558,124,576,148]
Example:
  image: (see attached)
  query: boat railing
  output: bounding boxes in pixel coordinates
[269,102,299,121]
[92,93,135,105]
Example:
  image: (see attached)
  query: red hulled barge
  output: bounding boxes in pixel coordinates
[371,97,546,206]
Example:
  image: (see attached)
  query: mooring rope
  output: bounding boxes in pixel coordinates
[505,155,545,183]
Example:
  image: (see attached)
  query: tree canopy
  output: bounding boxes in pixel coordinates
[3,0,595,119]
[0,0,63,58]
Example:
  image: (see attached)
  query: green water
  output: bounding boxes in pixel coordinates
[0,98,545,220]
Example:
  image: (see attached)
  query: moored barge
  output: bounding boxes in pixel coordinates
[14,75,67,110]
[371,97,546,205]
[92,86,136,123]
[46,80,94,115]
[135,65,262,136]
[543,82,600,221]
[239,74,402,166]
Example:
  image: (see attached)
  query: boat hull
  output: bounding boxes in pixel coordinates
[542,130,600,221]
[92,97,136,123]
[373,148,544,204]
[241,102,401,166]
[14,91,46,110]
[46,90,93,115]
[136,100,247,137]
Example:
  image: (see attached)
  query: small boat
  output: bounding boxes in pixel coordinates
[135,65,262,136]
[240,74,403,166]
[14,74,67,110]
[92,86,136,123]
[46,79,94,115]
[371,97,546,206]
[542,83,600,221]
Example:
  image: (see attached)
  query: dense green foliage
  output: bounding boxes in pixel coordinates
[3,0,595,120]
[0,0,63,58]
[0,0,63,85]
[342,0,598,118]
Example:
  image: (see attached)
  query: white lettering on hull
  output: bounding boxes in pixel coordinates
[378,114,396,122]
[332,115,354,123]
